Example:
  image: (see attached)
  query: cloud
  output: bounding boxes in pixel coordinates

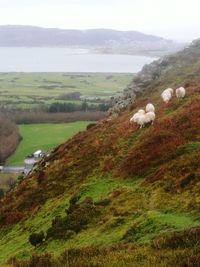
[0,0,199,41]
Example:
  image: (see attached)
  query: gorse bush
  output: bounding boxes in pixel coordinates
[46,197,100,240]
[29,231,45,247]
[69,194,81,205]
[86,123,97,130]
[151,227,200,249]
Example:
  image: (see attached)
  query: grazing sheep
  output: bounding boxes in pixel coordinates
[161,88,173,103]
[137,111,156,128]
[130,108,155,128]
[146,103,155,113]
[176,87,186,99]
[130,109,145,123]
[167,88,174,95]
[136,114,146,128]
[130,113,140,123]
[145,111,156,124]
[138,109,145,114]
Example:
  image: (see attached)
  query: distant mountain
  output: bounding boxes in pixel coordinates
[0,25,185,55]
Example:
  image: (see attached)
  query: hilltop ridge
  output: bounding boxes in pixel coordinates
[0,25,184,56]
[0,39,200,266]
[110,38,200,116]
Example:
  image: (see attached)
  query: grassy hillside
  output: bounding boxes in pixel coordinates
[1,41,200,266]
[8,122,92,166]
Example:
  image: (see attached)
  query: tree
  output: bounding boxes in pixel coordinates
[81,100,88,112]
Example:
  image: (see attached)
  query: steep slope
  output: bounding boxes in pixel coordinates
[1,41,200,266]
[110,38,200,116]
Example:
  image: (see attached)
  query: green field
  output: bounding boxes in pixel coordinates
[0,73,133,110]
[8,122,91,166]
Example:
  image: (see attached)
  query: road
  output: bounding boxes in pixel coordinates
[1,166,25,173]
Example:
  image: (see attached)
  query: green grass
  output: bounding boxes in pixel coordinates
[8,122,92,165]
[0,176,200,264]
[127,210,200,243]
[78,176,143,201]
[0,73,133,110]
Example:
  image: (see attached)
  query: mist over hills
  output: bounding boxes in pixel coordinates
[0,25,185,56]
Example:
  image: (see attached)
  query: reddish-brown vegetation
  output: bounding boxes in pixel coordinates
[0,114,21,162]
[0,210,24,226]
[0,84,200,228]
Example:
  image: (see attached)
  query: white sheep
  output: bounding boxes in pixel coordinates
[130,113,140,123]
[176,87,186,99]
[145,111,156,124]
[130,109,145,123]
[161,88,173,103]
[130,108,155,128]
[137,111,156,128]
[167,88,174,95]
[146,103,155,113]
[137,109,145,115]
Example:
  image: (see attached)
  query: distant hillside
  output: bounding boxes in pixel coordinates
[0,25,184,56]
[0,39,200,266]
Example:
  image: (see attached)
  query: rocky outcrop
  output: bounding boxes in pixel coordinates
[109,39,200,117]
[108,57,175,117]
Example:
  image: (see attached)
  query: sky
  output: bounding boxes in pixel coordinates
[0,0,199,42]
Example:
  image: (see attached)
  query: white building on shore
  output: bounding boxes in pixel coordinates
[24,150,44,172]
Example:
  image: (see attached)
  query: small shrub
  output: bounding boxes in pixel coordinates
[180,173,196,188]
[17,173,25,184]
[86,123,97,130]
[36,170,45,184]
[29,231,45,247]
[151,227,200,249]
[69,194,81,205]
[0,188,4,199]
[9,253,55,267]
[95,198,111,206]
[46,197,101,239]
[65,197,100,233]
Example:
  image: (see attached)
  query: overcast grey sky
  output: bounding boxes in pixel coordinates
[0,0,199,42]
